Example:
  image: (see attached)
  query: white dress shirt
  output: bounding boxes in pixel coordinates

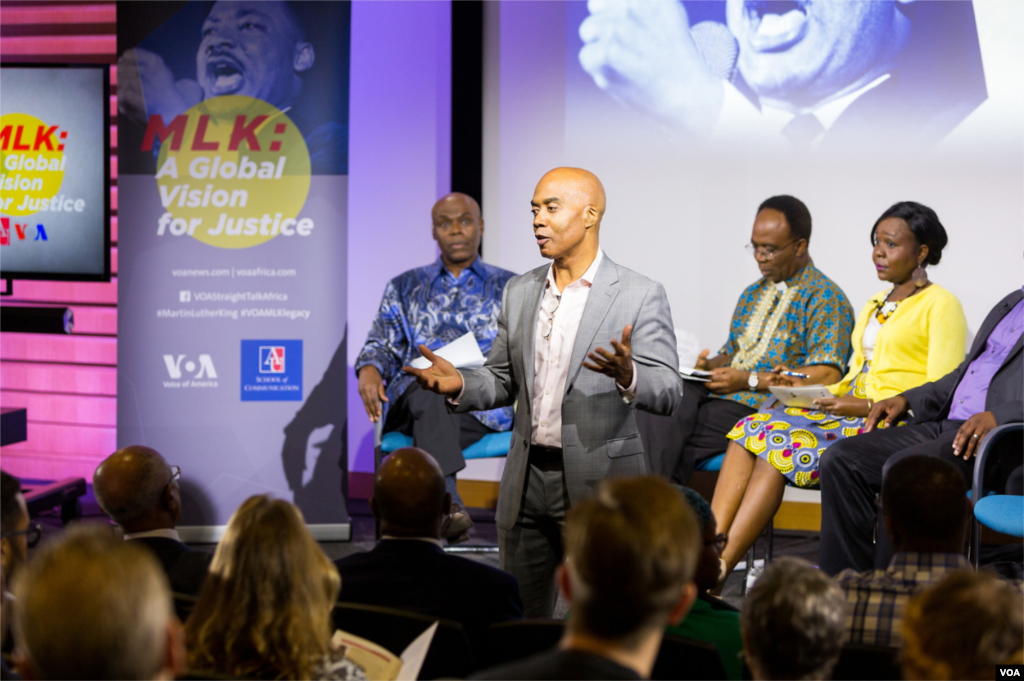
[532,251,637,448]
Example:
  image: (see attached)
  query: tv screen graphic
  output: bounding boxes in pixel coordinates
[0,64,111,282]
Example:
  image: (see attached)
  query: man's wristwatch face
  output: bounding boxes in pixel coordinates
[748,372,759,390]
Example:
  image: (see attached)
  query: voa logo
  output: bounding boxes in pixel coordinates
[162,353,218,389]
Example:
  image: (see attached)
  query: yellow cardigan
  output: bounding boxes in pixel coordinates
[829,284,967,400]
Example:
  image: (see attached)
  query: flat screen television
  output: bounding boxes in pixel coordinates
[0,63,111,282]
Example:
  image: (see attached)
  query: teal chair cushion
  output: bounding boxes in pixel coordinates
[463,431,513,459]
[695,453,725,472]
[974,495,1024,537]
[380,432,413,453]
[380,431,511,459]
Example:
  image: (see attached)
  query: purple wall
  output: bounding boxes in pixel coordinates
[348,0,452,474]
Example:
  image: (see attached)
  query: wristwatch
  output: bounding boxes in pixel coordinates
[747,372,759,391]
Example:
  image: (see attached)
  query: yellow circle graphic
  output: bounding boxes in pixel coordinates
[155,96,311,249]
[1,113,67,216]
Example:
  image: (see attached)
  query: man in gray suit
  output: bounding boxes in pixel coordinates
[405,167,684,617]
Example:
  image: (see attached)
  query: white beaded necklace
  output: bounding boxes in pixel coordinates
[733,282,799,370]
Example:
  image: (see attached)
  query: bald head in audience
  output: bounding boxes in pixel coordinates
[93,446,180,533]
[371,447,450,539]
[12,524,185,680]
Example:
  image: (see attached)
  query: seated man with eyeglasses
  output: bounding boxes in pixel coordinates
[93,446,212,597]
[638,195,855,484]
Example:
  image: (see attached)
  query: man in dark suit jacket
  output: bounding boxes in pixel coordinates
[93,446,212,596]
[335,447,522,649]
[819,288,1023,575]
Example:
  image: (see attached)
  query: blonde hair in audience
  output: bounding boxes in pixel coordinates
[13,524,176,680]
[902,569,1024,680]
[185,494,341,680]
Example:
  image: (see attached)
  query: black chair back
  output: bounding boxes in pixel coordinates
[332,602,475,680]
[652,633,728,680]
[831,642,900,680]
[173,591,198,623]
[484,619,564,669]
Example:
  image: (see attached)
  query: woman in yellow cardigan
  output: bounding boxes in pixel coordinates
[710,201,966,583]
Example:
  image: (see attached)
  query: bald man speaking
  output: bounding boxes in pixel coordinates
[407,168,684,616]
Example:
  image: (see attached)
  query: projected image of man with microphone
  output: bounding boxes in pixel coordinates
[119,0,346,174]
[578,0,986,151]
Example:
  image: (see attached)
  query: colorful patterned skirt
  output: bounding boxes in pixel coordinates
[725,365,902,489]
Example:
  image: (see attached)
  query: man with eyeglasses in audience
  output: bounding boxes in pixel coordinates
[1,470,39,660]
[637,196,854,484]
[93,446,211,596]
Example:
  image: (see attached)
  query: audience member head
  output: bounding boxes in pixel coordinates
[742,557,846,680]
[185,494,340,680]
[371,447,449,539]
[902,570,1024,680]
[680,487,725,592]
[531,167,607,263]
[432,193,484,274]
[561,476,700,650]
[93,445,181,534]
[0,470,30,585]
[12,523,184,680]
[871,201,947,268]
[882,455,968,554]
[752,195,811,283]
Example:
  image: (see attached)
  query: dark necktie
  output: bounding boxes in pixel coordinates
[782,113,826,150]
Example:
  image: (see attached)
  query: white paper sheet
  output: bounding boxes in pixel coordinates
[396,621,438,681]
[409,332,486,370]
[768,385,834,409]
[675,328,701,371]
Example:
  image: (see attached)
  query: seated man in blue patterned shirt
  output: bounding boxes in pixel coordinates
[356,193,516,542]
[638,195,854,484]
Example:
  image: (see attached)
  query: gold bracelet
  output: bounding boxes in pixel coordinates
[868,398,874,409]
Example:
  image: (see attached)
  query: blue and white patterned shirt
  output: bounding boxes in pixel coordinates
[356,257,516,431]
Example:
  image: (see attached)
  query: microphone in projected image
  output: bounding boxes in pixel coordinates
[691,20,738,82]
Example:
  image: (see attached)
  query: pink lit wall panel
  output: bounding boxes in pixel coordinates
[0,391,116,427]
[3,279,118,306]
[0,333,117,365]
[0,363,117,396]
[0,0,118,481]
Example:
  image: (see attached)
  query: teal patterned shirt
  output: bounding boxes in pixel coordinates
[716,262,854,409]
[356,257,516,431]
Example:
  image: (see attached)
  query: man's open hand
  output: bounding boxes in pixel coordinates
[402,345,464,397]
[584,325,634,387]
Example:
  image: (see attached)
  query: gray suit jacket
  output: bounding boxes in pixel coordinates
[904,288,1023,426]
[454,255,684,529]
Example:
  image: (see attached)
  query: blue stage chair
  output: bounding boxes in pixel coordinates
[970,423,1024,568]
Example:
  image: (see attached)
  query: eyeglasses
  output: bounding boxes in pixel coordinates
[704,532,728,552]
[2,523,43,549]
[168,465,182,487]
[540,292,562,341]
[745,239,800,261]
